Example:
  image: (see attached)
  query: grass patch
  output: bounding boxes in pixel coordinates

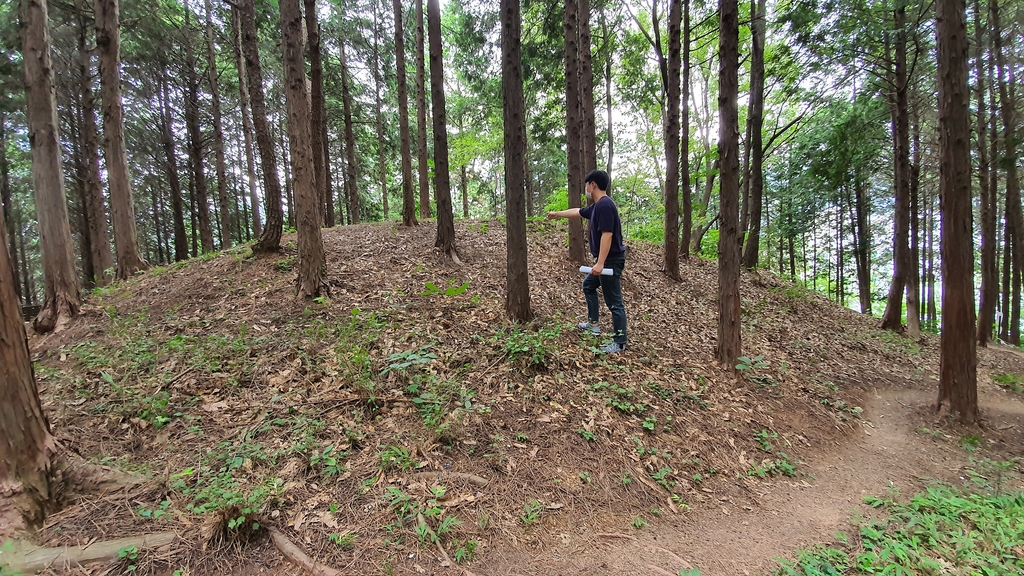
[992,372,1023,393]
[775,483,1024,575]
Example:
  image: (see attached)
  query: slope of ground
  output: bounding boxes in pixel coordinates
[23,220,1024,575]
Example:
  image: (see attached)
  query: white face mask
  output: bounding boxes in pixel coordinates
[585,190,593,201]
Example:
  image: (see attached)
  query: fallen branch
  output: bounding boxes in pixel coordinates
[269,528,341,576]
[4,531,177,573]
[411,471,489,487]
[417,513,453,567]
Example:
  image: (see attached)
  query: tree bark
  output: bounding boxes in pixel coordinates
[231,6,261,239]
[394,0,417,227]
[0,197,55,534]
[974,0,996,345]
[0,113,22,302]
[935,0,978,424]
[502,0,531,321]
[74,2,113,286]
[340,42,359,224]
[990,0,1023,346]
[579,0,596,172]
[279,0,325,298]
[304,0,330,228]
[716,0,742,367]
[563,0,587,264]
[158,75,188,262]
[205,0,231,250]
[663,0,681,280]
[680,0,692,259]
[373,0,388,220]
[601,6,613,176]
[740,0,765,270]
[183,9,214,254]
[241,0,283,252]
[853,177,872,314]
[24,0,82,333]
[416,0,431,219]
[880,4,911,333]
[428,0,457,260]
[95,0,146,279]
[906,94,921,336]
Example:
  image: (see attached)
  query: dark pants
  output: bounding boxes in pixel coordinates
[582,254,627,345]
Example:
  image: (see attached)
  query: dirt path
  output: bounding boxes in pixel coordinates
[477,382,1024,576]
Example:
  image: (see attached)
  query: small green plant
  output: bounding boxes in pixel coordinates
[755,429,778,452]
[520,499,542,526]
[736,355,769,371]
[680,569,701,576]
[453,539,478,564]
[422,280,470,297]
[274,256,295,271]
[379,445,417,471]
[117,546,139,571]
[577,428,596,441]
[650,467,675,491]
[748,453,797,478]
[579,471,592,483]
[631,517,648,529]
[498,323,563,367]
[328,532,357,549]
[960,434,981,452]
[310,445,345,477]
[381,345,436,375]
[642,416,657,432]
[136,500,171,520]
[993,372,1024,393]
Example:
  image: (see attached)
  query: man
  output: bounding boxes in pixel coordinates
[547,169,628,354]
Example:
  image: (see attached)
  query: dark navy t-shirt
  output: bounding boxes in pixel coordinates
[579,196,626,258]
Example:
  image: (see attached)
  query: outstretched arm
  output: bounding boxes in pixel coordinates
[546,208,582,219]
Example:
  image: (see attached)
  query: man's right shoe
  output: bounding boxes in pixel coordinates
[577,322,600,335]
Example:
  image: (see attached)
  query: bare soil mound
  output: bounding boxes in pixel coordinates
[26,220,1024,575]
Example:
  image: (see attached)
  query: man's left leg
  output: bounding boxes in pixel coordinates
[599,256,627,352]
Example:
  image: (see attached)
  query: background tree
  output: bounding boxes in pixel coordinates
[502,0,530,321]
[663,0,681,280]
[394,0,417,227]
[428,0,457,260]
[204,0,231,250]
[23,0,81,333]
[416,0,430,219]
[740,0,766,270]
[563,0,586,265]
[95,0,146,278]
[716,0,741,366]
[935,0,977,423]
[304,0,330,227]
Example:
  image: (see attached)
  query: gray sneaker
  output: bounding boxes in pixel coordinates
[577,322,600,335]
[599,342,626,354]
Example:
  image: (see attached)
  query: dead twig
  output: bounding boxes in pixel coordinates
[411,471,489,487]
[269,528,341,576]
[416,513,453,567]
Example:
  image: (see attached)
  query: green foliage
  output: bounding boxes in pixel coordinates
[776,483,1024,575]
[422,279,470,297]
[453,539,478,564]
[381,345,436,375]
[631,517,649,529]
[379,445,418,472]
[117,546,139,572]
[328,532,356,549]
[736,355,770,371]
[992,372,1023,393]
[520,499,542,526]
[577,428,597,441]
[136,500,171,520]
[495,322,563,367]
[591,381,647,414]
[649,467,676,491]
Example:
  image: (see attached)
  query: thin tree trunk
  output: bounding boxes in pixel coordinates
[906,94,921,336]
[183,9,214,253]
[853,177,872,314]
[394,0,417,227]
[416,0,431,219]
[151,184,164,264]
[680,0,691,259]
[304,0,330,228]
[240,0,282,252]
[18,204,33,304]
[24,0,82,333]
[205,0,231,249]
[975,0,996,344]
[231,6,261,239]
[340,42,359,224]
[280,117,294,227]
[461,164,469,219]
[880,5,911,332]
[716,0,741,366]
[0,113,20,302]
[663,0,681,280]
[935,0,978,424]
[740,0,765,270]
[158,76,188,261]
[502,0,531,321]
[564,0,586,264]
[373,0,388,220]
[95,0,146,279]
[428,0,457,260]
[579,0,596,171]
[601,6,613,175]
[279,0,325,298]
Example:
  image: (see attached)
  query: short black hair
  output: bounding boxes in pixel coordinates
[585,169,610,192]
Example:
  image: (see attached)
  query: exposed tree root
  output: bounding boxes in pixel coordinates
[416,513,452,567]
[1,532,176,573]
[410,471,489,487]
[269,528,342,576]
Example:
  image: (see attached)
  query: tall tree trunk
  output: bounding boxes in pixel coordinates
[18,205,34,304]
[279,0,325,298]
[0,198,55,533]
[205,0,231,250]
[373,0,388,220]
[680,0,692,258]
[158,75,189,261]
[280,116,295,227]
[563,0,587,264]
[416,0,431,219]
[340,42,359,224]
[853,177,872,314]
[579,0,596,171]
[394,0,417,227]
[935,0,978,424]
[231,6,261,239]
[304,0,330,228]
[880,4,911,332]
[502,0,531,321]
[740,0,765,270]
[74,2,113,286]
[183,9,214,253]
[663,0,681,280]
[906,94,921,336]
[601,6,613,175]
[428,0,457,260]
[241,0,283,252]
[1,113,22,302]
[151,184,164,264]
[975,0,996,345]
[991,0,1023,346]
[716,0,741,366]
[461,164,469,219]
[24,0,82,333]
[95,0,146,279]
